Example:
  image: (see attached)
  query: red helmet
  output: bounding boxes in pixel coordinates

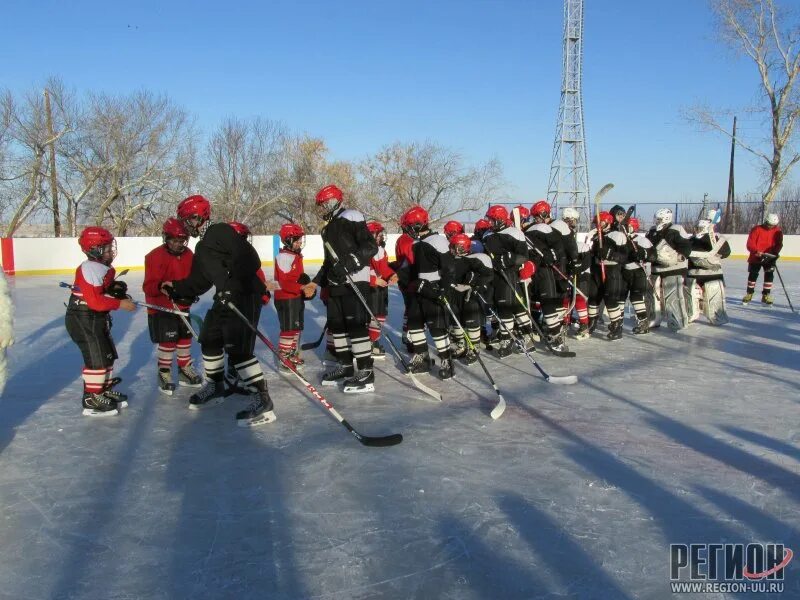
[279,222,305,243]
[229,221,252,237]
[531,200,551,218]
[443,220,464,239]
[486,205,509,230]
[79,226,115,263]
[177,195,211,220]
[628,217,640,232]
[367,221,385,235]
[515,205,531,220]
[474,218,491,235]
[315,184,343,204]
[163,217,188,239]
[402,205,429,230]
[593,211,613,229]
[449,233,472,256]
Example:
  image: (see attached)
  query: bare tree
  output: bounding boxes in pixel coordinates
[359,141,504,229]
[0,85,73,237]
[688,0,800,207]
[58,91,196,235]
[202,117,288,230]
[270,136,360,233]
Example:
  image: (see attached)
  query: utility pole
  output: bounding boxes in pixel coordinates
[725,116,736,233]
[44,88,60,236]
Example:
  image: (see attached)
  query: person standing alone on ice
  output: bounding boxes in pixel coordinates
[160,195,275,427]
[0,269,15,396]
[301,185,378,393]
[743,213,783,305]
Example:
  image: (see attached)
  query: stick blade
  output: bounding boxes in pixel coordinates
[593,182,615,205]
[408,373,443,402]
[547,375,578,385]
[490,397,506,420]
[359,433,404,447]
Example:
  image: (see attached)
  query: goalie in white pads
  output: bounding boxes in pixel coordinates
[645,208,693,331]
[688,218,731,325]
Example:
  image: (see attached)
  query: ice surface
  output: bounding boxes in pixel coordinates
[0,261,798,599]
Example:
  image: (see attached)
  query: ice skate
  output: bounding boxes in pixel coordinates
[236,387,276,427]
[82,392,119,417]
[321,363,354,386]
[178,364,203,387]
[158,369,175,396]
[343,369,375,393]
[189,380,225,410]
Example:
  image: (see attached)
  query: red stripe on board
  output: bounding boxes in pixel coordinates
[0,238,14,275]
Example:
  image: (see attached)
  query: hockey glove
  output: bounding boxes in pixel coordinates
[494,252,516,270]
[416,279,443,301]
[214,290,234,306]
[297,273,311,285]
[262,291,272,305]
[107,280,129,299]
[331,253,360,279]
[518,260,535,281]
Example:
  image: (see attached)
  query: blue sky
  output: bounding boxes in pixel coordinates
[0,0,775,211]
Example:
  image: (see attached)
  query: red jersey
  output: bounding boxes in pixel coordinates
[395,233,415,267]
[72,260,122,312]
[143,245,194,314]
[746,225,783,264]
[369,246,395,286]
[274,248,305,301]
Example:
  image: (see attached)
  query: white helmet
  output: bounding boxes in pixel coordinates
[765,213,779,226]
[706,209,719,222]
[655,208,673,230]
[695,219,711,235]
[561,207,579,221]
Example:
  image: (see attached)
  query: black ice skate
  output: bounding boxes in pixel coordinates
[573,323,590,340]
[82,392,120,417]
[236,388,276,427]
[321,363,354,386]
[407,352,433,374]
[103,388,128,408]
[343,369,375,394]
[189,381,225,410]
[632,318,650,335]
[495,338,513,359]
[438,357,455,380]
[606,320,623,341]
[461,349,479,365]
[178,365,203,388]
[158,369,176,396]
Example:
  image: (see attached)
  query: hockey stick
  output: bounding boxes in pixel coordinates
[171,300,199,338]
[225,300,402,447]
[59,282,190,316]
[762,253,796,313]
[440,296,507,419]
[323,242,442,402]
[594,183,615,283]
[301,323,327,350]
[475,291,578,385]
[489,263,576,358]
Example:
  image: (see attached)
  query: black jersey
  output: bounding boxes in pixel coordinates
[313,207,378,290]
[172,222,265,299]
[411,232,455,288]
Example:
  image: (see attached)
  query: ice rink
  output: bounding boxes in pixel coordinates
[1,261,798,600]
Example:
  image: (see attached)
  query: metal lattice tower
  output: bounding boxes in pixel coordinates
[547,0,590,221]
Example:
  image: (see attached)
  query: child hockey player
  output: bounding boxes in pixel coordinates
[446,233,493,364]
[621,217,654,334]
[302,185,378,393]
[688,217,731,324]
[366,221,397,359]
[743,213,783,305]
[65,227,136,416]
[143,218,203,395]
[274,222,312,372]
[646,208,693,330]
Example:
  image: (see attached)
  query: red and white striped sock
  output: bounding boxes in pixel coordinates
[175,338,192,368]
[158,342,177,371]
[82,367,107,394]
